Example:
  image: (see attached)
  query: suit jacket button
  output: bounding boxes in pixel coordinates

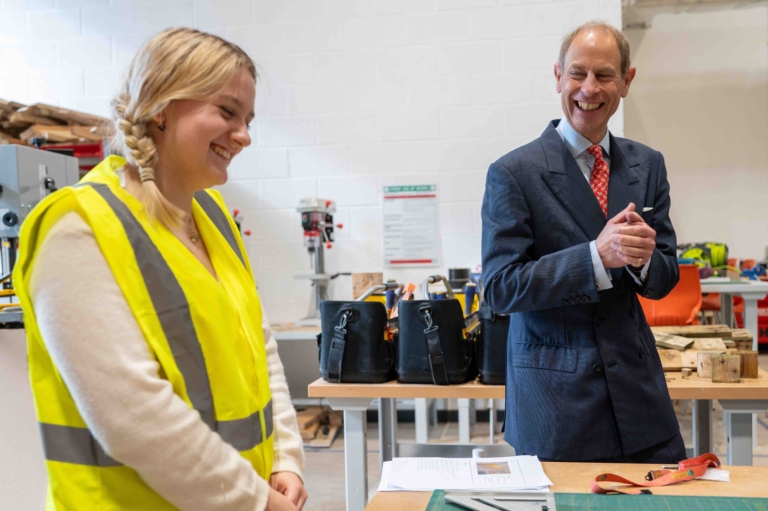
[593,363,603,373]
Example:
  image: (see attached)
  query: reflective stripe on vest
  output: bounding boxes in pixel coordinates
[194,190,245,268]
[39,183,272,467]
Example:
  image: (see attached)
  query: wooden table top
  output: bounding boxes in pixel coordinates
[364,462,768,510]
[308,368,768,401]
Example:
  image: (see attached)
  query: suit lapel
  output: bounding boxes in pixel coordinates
[540,122,606,241]
[607,134,645,219]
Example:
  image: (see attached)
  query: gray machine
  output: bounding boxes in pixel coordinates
[0,145,80,324]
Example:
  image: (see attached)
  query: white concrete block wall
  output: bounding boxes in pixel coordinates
[0,0,623,322]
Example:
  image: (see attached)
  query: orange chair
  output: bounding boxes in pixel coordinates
[638,265,702,326]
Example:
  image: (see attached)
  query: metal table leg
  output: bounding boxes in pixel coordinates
[488,399,496,444]
[378,398,397,467]
[327,398,373,511]
[458,398,471,444]
[720,400,768,467]
[692,399,712,456]
[727,413,753,466]
[720,292,733,328]
[737,293,764,449]
[415,398,432,443]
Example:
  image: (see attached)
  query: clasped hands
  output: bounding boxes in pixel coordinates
[267,472,308,511]
[596,202,655,269]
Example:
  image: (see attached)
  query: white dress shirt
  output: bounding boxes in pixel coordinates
[555,117,651,291]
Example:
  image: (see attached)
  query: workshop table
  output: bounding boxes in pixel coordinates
[308,369,768,511]
[364,462,768,510]
[699,280,768,350]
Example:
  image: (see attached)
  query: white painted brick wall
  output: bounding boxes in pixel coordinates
[1,0,622,322]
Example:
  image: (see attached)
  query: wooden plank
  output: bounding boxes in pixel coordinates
[711,354,740,383]
[308,424,340,448]
[8,110,63,127]
[652,325,731,338]
[654,331,693,351]
[25,103,109,127]
[295,406,326,430]
[20,125,79,143]
[692,338,727,350]
[657,349,682,371]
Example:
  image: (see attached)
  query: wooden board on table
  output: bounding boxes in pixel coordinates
[652,325,731,338]
[657,349,683,371]
[692,338,727,350]
[654,331,693,351]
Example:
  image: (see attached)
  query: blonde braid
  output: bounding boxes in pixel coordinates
[112,93,183,227]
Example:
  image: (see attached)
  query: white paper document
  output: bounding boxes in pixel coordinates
[700,468,730,482]
[379,456,553,492]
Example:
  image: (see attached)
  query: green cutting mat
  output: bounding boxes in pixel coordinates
[426,490,768,511]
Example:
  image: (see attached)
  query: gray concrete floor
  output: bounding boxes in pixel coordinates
[300,353,768,511]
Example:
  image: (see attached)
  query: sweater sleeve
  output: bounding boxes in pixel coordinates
[28,212,271,511]
[260,305,305,479]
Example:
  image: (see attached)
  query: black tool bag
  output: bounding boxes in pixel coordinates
[476,302,509,385]
[318,301,396,383]
[397,300,476,385]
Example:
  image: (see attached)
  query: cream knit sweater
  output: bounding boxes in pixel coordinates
[29,212,304,511]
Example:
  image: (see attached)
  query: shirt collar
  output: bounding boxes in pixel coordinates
[556,117,611,159]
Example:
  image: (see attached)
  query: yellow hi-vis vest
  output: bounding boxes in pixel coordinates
[13,155,274,510]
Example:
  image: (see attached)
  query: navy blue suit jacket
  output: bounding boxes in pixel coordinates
[481,120,680,461]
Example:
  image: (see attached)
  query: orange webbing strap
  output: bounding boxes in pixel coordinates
[591,453,721,495]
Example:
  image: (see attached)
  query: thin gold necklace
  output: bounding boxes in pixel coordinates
[187,218,201,243]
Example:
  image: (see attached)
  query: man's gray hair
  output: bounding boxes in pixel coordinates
[559,21,631,77]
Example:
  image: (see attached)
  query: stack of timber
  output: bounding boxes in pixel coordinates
[653,325,758,383]
[294,406,342,448]
[0,99,111,146]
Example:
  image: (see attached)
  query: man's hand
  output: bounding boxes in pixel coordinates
[596,203,656,268]
[269,472,308,511]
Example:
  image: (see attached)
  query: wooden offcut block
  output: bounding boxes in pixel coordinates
[352,272,383,300]
[711,354,740,383]
[681,350,699,369]
[739,350,759,379]
[681,368,693,378]
[697,350,725,378]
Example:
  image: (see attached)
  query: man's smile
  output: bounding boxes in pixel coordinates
[575,101,604,111]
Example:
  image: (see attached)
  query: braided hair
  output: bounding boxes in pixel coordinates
[109,27,256,226]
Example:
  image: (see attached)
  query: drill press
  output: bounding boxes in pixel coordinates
[295,198,343,326]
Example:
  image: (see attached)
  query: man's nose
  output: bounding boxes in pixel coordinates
[581,73,600,96]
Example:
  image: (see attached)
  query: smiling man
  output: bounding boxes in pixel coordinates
[481,21,684,462]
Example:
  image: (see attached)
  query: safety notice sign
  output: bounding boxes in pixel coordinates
[383,184,438,267]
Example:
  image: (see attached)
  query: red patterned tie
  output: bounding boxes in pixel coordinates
[587,144,609,217]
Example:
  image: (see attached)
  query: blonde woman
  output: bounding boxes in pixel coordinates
[14,28,307,511]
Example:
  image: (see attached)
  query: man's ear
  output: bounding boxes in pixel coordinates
[554,62,563,94]
[621,66,637,98]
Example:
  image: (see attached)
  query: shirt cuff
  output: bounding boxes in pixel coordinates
[589,240,613,291]
[626,255,652,286]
